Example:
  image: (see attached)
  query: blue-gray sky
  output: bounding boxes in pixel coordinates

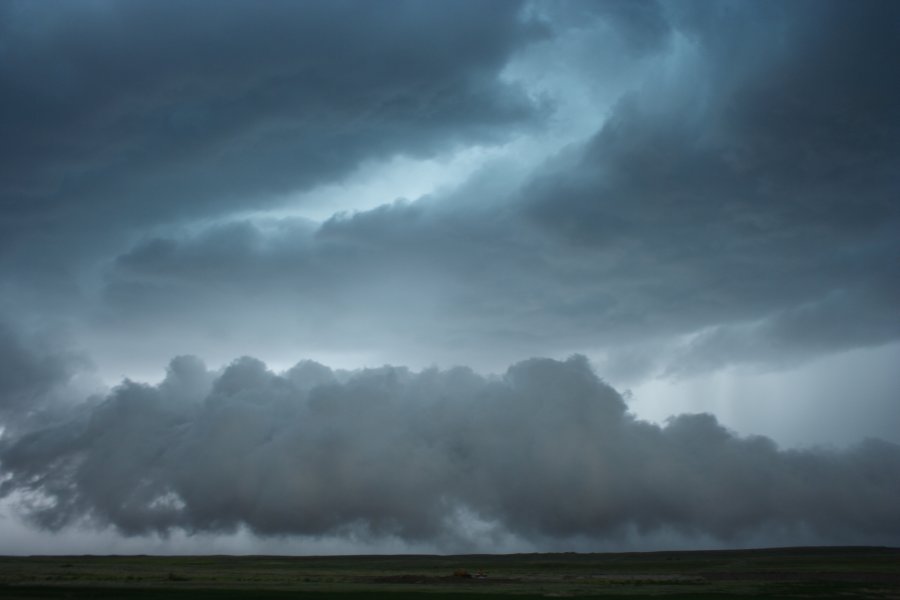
[0,0,898,554]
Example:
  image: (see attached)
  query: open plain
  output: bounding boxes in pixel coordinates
[1,546,898,599]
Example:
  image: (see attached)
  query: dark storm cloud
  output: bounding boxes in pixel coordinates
[536,0,671,55]
[667,284,900,376]
[0,322,83,419]
[1,355,898,546]
[520,0,900,367]
[89,0,900,376]
[102,202,570,365]
[2,1,899,552]
[0,0,540,263]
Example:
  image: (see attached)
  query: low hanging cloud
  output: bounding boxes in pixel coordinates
[0,322,91,434]
[1,354,898,548]
[0,323,70,415]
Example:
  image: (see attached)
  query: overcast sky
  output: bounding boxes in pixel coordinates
[1,0,898,554]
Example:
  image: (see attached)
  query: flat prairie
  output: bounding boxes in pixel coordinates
[0,546,898,598]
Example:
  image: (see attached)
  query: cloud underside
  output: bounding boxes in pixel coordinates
[0,2,896,377]
[0,0,538,259]
[98,0,900,377]
[1,354,898,548]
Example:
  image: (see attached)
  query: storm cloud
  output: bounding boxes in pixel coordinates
[86,0,900,378]
[0,0,541,282]
[1,0,899,553]
[0,321,90,433]
[2,355,898,548]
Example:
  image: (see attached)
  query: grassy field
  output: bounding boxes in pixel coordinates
[0,546,898,598]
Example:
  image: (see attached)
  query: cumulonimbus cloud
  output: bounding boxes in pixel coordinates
[2,353,897,548]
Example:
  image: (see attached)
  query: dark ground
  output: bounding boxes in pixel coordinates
[1,546,898,599]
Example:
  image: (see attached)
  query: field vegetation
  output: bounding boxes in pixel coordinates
[0,546,898,598]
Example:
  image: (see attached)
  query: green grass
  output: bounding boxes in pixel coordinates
[0,546,897,598]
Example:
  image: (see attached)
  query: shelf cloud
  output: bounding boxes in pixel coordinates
[2,354,898,548]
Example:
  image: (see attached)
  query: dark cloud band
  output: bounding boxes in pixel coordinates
[2,354,898,547]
